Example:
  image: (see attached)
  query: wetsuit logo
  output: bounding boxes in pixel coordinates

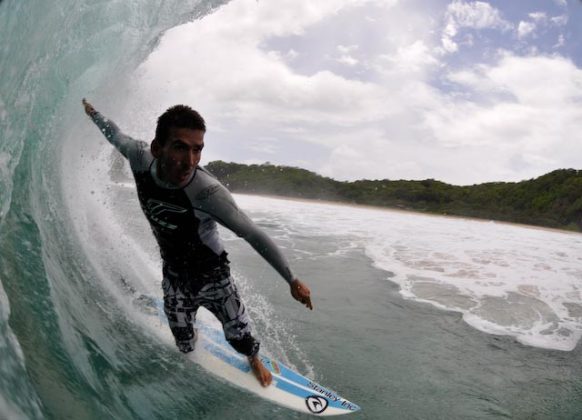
[305,395,328,414]
[145,199,187,230]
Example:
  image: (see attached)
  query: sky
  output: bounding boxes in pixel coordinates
[127,0,582,185]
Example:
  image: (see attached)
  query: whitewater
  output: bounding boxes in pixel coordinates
[1,0,582,419]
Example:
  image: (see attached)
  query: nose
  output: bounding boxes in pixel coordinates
[188,151,197,167]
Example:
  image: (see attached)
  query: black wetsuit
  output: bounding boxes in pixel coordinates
[89,112,294,356]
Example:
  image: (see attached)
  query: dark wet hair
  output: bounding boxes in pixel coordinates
[155,105,206,145]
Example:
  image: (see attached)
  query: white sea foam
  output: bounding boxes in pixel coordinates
[233,194,582,351]
[0,279,44,419]
[0,280,27,367]
[0,393,27,420]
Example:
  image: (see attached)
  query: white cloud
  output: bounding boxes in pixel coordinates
[247,137,279,155]
[286,49,299,60]
[554,34,565,48]
[380,40,440,75]
[426,54,582,181]
[553,0,567,7]
[515,12,567,43]
[337,44,359,54]
[446,0,510,29]
[441,0,512,54]
[551,14,568,26]
[441,34,459,53]
[528,12,546,22]
[133,0,391,127]
[481,54,581,106]
[319,129,431,181]
[517,21,536,39]
[517,13,567,42]
[337,55,359,66]
[335,44,359,66]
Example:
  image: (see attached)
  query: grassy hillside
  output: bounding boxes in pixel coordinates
[206,161,582,232]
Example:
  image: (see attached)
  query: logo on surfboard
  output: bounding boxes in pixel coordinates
[305,395,328,414]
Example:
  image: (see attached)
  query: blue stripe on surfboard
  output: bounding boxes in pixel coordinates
[200,336,251,373]
[198,323,351,407]
[201,332,360,412]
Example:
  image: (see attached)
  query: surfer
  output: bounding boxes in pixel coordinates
[82,99,313,387]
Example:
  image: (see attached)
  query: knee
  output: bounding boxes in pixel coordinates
[227,334,260,357]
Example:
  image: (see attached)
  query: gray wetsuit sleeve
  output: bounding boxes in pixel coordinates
[195,185,295,285]
[89,111,139,159]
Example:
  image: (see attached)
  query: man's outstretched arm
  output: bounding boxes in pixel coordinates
[196,186,313,310]
[82,99,138,159]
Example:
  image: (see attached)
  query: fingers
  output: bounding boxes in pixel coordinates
[299,289,312,310]
[249,356,273,387]
[292,280,313,310]
[82,98,95,116]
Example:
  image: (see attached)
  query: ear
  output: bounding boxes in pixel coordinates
[151,138,162,158]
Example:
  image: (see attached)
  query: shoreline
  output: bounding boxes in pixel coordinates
[234,192,582,236]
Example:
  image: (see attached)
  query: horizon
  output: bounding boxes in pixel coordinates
[207,159,581,187]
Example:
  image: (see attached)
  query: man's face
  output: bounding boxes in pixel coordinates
[152,127,205,187]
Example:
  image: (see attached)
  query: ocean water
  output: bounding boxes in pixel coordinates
[1,1,582,419]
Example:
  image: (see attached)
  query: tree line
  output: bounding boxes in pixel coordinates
[206,161,582,232]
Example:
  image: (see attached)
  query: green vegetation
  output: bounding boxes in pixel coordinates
[206,161,582,232]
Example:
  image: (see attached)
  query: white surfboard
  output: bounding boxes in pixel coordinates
[148,298,360,416]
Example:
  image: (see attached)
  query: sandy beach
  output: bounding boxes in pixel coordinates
[234,192,582,236]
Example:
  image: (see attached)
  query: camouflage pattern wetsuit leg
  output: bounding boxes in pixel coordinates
[162,260,259,355]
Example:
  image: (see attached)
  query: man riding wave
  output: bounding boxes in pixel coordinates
[83,99,313,387]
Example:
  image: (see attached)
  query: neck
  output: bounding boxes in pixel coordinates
[151,160,180,189]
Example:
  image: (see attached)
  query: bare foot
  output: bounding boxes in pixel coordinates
[249,355,272,387]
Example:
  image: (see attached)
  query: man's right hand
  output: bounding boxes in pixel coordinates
[82,98,96,116]
[290,279,313,310]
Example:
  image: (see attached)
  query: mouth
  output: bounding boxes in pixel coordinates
[177,170,192,182]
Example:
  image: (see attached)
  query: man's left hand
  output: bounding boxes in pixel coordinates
[290,279,313,310]
[82,98,97,116]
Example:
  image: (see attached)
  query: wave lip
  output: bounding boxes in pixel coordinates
[0,0,228,418]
